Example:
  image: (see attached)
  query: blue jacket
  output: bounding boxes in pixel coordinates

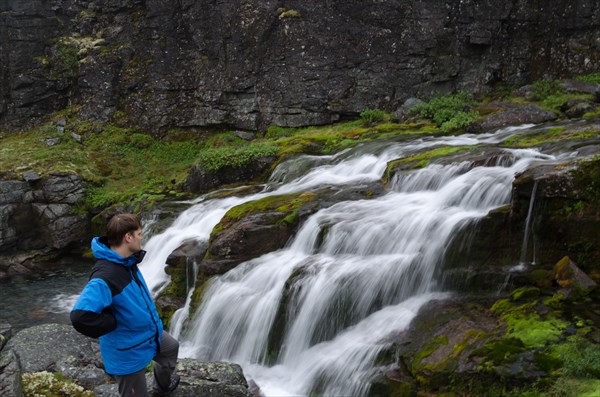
[70,237,164,375]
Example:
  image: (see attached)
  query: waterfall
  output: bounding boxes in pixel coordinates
[519,180,539,266]
[136,124,561,396]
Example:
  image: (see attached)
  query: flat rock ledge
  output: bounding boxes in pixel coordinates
[0,323,253,397]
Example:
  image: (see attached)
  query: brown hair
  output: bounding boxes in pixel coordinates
[106,213,142,247]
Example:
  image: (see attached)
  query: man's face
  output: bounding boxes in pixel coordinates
[125,228,143,253]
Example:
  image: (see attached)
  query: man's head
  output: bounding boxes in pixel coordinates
[106,213,143,254]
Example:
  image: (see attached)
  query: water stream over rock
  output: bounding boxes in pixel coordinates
[135,124,584,396]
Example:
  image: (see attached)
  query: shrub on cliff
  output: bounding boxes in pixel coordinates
[412,92,478,132]
[360,108,386,126]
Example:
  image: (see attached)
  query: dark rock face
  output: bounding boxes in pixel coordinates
[439,156,600,293]
[0,174,87,278]
[2,0,600,131]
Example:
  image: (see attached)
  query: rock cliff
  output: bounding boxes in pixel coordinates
[1,0,599,131]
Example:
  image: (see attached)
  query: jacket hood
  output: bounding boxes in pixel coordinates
[91,236,141,267]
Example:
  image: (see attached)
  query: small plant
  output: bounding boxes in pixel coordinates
[360,108,386,126]
[555,336,600,378]
[576,72,600,84]
[531,79,565,101]
[412,92,478,133]
[197,143,279,171]
[129,133,155,149]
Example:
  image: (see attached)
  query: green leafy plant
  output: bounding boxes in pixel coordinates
[576,72,600,84]
[531,79,565,101]
[360,108,386,126]
[413,92,478,132]
[196,143,279,171]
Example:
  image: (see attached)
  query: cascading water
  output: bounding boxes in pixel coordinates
[519,180,539,266]
[136,124,569,396]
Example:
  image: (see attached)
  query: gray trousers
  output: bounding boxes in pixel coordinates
[114,331,179,397]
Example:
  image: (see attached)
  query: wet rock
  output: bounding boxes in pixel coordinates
[174,359,253,397]
[564,102,595,118]
[202,192,318,273]
[560,79,600,96]
[182,156,277,194]
[44,137,61,146]
[166,240,208,268]
[233,131,256,141]
[0,323,254,397]
[554,256,597,297]
[22,172,41,182]
[0,323,109,394]
[5,323,104,374]
[207,212,293,262]
[0,349,23,397]
[477,104,557,132]
[0,322,11,351]
[390,98,424,123]
[71,132,83,143]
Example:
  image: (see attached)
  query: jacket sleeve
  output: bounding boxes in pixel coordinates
[70,278,117,338]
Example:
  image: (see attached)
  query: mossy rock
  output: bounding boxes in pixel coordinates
[214,192,317,233]
[383,146,473,184]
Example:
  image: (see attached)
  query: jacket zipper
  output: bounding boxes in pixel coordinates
[131,265,162,351]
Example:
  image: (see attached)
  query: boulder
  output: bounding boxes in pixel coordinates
[173,359,253,397]
[477,104,557,132]
[554,256,597,297]
[390,98,424,123]
[0,323,255,396]
[560,79,600,96]
[182,156,277,194]
[564,102,595,118]
[0,321,12,351]
[201,192,318,274]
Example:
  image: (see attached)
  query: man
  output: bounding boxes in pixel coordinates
[71,213,180,397]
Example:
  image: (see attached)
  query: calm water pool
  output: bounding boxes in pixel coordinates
[0,259,93,332]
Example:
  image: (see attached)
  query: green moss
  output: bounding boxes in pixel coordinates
[490,298,513,316]
[541,294,565,309]
[533,351,563,373]
[527,268,553,288]
[412,335,449,370]
[576,72,600,84]
[383,145,473,182]
[22,371,94,397]
[213,192,317,234]
[573,156,600,204]
[501,126,598,148]
[504,313,567,348]
[472,337,526,366]
[510,287,540,301]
